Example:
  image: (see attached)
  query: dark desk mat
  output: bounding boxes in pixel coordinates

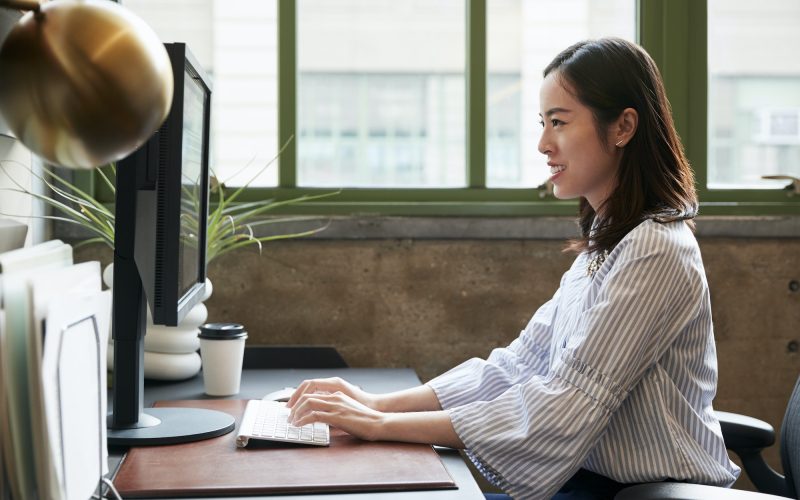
[113,399,456,497]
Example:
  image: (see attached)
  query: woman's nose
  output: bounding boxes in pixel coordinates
[538,129,551,156]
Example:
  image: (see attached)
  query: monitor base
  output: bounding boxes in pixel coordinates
[107,407,235,446]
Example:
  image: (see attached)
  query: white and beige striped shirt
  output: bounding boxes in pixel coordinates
[427,219,740,500]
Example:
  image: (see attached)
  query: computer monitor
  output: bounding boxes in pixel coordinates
[107,43,234,445]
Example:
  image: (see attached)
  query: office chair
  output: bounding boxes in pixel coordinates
[616,374,800,499]
[242,345,349,369]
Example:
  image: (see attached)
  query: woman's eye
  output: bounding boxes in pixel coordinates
[539,119,564,128]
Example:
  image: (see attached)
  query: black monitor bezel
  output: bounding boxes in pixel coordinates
[149,42,211,326]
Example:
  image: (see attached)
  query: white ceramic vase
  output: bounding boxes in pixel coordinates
[104,263,209,380]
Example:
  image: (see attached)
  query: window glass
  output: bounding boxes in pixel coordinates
[708,0,800,189]
[486,0,636,188]
[297,0,466,188]
[122,0,279,187]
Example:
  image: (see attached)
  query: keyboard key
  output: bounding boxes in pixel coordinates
[236,400,330,447]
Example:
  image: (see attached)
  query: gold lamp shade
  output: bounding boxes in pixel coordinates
[0,0,173,169]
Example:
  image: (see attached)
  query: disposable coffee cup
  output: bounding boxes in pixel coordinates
[198,323,248,396]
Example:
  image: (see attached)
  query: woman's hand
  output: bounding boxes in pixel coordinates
[288,391,386,441]
[286,379,465,448]
[286,377,380,411]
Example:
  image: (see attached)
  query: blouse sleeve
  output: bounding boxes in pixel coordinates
[443,221,707,499]
[426,283,564,410]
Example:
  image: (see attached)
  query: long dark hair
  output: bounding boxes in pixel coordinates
[543,37,698,255]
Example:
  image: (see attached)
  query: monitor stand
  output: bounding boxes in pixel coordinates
[107,260,235,446]
[107,407,234,446]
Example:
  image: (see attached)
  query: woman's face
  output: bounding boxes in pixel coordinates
[537,72,621,211]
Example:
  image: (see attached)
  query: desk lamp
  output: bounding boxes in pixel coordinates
[0,0,173,169]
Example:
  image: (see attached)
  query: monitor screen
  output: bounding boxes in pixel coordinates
[108,43,234,445]
[178,67,207,300]
[143,43,210,327]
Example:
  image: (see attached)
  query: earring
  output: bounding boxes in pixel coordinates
[615,140,624,147]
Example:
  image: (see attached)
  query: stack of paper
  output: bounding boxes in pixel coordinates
[0,240,111,500]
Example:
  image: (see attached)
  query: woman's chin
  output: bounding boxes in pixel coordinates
[551,187,576,201]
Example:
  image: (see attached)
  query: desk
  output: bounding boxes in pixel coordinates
[109,368,484,499]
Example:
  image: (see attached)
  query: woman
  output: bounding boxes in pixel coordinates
[286,38,740,499]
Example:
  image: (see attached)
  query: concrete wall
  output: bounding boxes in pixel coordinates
[74,216,800,490]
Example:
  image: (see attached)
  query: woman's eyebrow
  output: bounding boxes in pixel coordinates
[541,107,572,117]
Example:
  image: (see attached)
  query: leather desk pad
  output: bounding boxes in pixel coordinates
[113,399,457,497]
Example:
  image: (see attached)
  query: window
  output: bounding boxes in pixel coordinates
[708,0,800,190]
[486,0,636,188]
[115,0,797,215]
[123,0,279,187]
[297,0,465,188]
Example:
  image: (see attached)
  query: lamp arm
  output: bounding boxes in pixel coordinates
[0,0,41,11]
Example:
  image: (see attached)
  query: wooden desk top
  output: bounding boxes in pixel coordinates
[108,368,484,500]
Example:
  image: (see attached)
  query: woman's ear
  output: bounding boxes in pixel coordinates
[613,108,638,148]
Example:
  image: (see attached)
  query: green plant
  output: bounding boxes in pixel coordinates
[0,140,337,261]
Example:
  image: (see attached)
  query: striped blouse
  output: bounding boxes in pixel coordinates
[427,219,740,500]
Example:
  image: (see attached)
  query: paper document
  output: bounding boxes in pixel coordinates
[0,310,18,500]
[0,240,71,308]
[0,240,65,273]
[2,272,65,498]
[29,262,103,500]
[41,290,111,500]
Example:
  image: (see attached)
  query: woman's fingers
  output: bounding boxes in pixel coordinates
[287,379,333,407]
[286,377,362,408]
[288,391,384,441]
[290,397,336,427]
[288,391,341,423]
[285,380,314,408]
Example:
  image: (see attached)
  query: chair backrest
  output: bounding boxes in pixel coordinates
[242,345,348,369]
[780,374,800,499]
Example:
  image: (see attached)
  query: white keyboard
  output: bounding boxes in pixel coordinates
[236,400,330,447]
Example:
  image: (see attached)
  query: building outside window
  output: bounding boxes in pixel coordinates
[708,0,800,190]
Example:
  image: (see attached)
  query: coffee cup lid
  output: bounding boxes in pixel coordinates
[198,322,248,340]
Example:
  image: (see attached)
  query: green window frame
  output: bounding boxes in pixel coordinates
[85,0,799,216]
[641,0,798,215]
